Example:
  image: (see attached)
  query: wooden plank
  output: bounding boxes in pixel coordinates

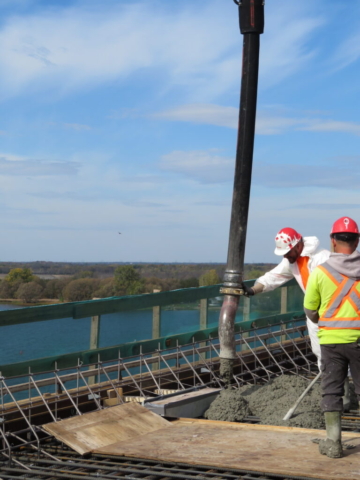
[95,420,360,480]
[175,417,360,436]
[43,403,172,455]
[107,388,123,398]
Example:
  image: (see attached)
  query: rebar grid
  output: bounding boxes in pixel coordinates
[0,443,328,480]
[0,320,316,464]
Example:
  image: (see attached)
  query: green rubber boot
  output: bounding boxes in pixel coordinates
[319,412,343,458]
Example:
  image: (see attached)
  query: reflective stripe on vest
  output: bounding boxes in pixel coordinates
[318,262,360,329]
[296,256,310,289]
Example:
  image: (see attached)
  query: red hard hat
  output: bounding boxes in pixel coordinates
[331,217,359,235]
[274,228,302,256]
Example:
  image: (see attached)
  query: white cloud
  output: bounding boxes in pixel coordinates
[159,150,233,184]
[252,156,360,190]
[0,1,238,99]
[259,2,325,86]
[329,3,360,71]
[0,0,327,101]
[154,103,360,136]
[157,148,360,190]
[332,33,360,70]
[0,154,79,176]
[300,120,360,136]
[153,104,238,129]
[153,103,303,133]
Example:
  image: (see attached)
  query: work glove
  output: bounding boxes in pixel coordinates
[242,283,255,297]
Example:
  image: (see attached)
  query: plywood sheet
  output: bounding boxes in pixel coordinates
[95,419,360,480]
[43,402,172,455]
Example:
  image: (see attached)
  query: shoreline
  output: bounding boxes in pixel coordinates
[0,298,61,308]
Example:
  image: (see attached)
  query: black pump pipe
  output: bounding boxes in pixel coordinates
[218,0,264,383]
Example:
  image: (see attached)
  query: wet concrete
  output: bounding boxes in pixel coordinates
[205,375,358,429]
[219,358,234,386]
[204,388,250,422]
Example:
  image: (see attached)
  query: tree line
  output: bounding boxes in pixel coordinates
[0,263,275,304]
[0,261,276,280]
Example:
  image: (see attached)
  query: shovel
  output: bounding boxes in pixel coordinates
[283,372,321,421]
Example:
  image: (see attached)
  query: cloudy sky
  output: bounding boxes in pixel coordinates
[1,0,360,263]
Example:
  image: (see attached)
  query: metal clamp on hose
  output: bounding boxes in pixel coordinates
[220,287,244,296]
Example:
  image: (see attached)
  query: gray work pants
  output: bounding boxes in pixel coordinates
[320,342,360,412]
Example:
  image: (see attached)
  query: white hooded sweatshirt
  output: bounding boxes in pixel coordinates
[255,236,330,293]
[255,236,330,368]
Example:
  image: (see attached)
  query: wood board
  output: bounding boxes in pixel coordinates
[95,418,360,480]
[42,402,172,455]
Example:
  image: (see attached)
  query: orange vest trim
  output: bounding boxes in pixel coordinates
[296,256,310,289]
[318,264,341,286]
[325,278,350,318]
[320,326,360,330]
[318,263,360,330]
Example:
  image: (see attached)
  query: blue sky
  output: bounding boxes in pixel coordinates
[1,0,360,263]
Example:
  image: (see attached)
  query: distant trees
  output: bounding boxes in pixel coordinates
[93,278,116,298]
[0,280,14,299]
[6,268,34,284]
[114,266,144,295]
[0,268,43,303]
[245,268,265,280]
[16,282,43,303]
[179,278,199,288]
[63,279,100,302]
[0,262,277,305]
[199,269,221,286]
[42,278,69,300]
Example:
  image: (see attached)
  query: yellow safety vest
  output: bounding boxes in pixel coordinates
[318,263,360,330]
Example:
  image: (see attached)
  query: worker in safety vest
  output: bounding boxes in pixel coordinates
[304,217,360,459]
[242,228,330,369]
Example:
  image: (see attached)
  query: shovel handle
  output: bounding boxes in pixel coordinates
[283,371,322,421]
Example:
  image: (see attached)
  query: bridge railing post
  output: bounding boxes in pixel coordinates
[280,286,288,343]
[241,297,251,352]
[89,314,101,385]
[152,289,161,371]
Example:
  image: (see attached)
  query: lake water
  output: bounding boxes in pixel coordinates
[0,302,244,367]
[0,299,282,368]
[0,301,304,402]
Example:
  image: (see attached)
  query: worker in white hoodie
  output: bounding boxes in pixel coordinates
[242,227,330,368]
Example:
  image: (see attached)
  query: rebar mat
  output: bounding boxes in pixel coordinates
[0,446,329,480]
[0,320,317,461]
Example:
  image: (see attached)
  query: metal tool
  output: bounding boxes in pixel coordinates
[283,371,322,421]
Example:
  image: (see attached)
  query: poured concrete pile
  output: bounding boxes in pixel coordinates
[205,375,357,429]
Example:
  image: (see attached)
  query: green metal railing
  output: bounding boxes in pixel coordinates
[0,278,304,377]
